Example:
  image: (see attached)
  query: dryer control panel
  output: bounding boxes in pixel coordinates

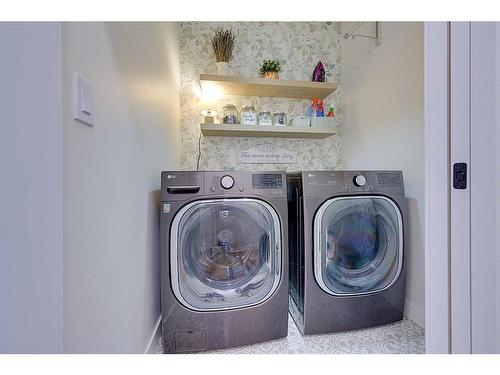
[301,170,404,198]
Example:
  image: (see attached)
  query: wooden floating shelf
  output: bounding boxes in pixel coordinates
[200,124,338,139]
[200,74,337,100]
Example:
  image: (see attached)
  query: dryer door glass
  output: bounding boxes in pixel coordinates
[171,198,281,311]
[314,196,403,296]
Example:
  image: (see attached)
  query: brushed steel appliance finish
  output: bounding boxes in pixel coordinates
[161,171,289,353]
[287,170,407,335]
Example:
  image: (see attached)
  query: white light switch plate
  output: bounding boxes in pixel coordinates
[73,73,94,126]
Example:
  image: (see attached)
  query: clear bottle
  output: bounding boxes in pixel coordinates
[258,111,272,126]
[273,112,287,126]
[241,106,258,125]
[222,104,238,124]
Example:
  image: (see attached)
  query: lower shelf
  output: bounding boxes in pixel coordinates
[200,123,338,139]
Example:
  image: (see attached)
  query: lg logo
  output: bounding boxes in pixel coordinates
[167,174,176,179]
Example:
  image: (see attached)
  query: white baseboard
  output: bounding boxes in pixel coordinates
[404,299,425,328]
[145,316,162,354]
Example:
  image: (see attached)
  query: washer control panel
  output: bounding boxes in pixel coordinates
[220,175,235,189]
[204,172,286,197]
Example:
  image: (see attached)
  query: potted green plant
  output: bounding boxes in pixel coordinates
[211,28,236,75]
[259,59,281,79]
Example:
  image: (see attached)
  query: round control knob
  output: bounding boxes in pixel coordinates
[353,175,367,187]
[221,175,234,189]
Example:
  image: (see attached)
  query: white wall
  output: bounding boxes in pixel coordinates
[497,23,500,354]
[61,22,180,353]
[0,23,63,353]
[496,23,500,352]
[341,22,425,326]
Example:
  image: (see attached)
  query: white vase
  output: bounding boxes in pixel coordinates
[216,62,233,75]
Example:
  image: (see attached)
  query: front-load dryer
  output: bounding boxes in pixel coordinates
[160,171,288,353]
[287,170,407,335]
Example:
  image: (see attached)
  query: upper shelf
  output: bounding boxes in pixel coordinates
[200,74,337,100]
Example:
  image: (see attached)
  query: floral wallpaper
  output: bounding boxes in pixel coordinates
[179,22,343,172]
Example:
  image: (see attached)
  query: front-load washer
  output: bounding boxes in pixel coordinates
[287,170,407,335]
[160,171,289,353]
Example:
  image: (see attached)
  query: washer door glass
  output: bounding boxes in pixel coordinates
[314,196,403,296]
[171,198,281,311]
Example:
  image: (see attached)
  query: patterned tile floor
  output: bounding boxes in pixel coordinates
[155,315,425,354]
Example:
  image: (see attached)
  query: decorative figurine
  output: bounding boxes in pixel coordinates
[307,97,324,117]
[312,97,324,117]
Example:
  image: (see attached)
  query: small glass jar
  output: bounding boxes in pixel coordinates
[241,106,258,125]
[201,109,217,124]
[258,111,272,126]
[273,112,287,126]
[222,104,238,124]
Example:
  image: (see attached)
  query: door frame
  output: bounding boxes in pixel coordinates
[469,22,499,353]
[425,21,499,354]
[424,21,451,354]
[449,22,472,354]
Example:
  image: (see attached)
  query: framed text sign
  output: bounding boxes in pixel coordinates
[237,140,297,164]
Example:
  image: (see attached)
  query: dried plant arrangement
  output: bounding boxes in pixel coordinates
[211,28,237,63]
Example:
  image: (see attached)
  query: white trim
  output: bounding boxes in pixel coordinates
[170,198,282,312]
[469,22,499,353]
[55,22,64,353]
[144,315,162,354]
[450,21,472,354]
[424,21,451,354]
[313,195,404,297]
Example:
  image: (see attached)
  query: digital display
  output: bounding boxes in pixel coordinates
[377,173,401,186]
[252,174,283,189]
